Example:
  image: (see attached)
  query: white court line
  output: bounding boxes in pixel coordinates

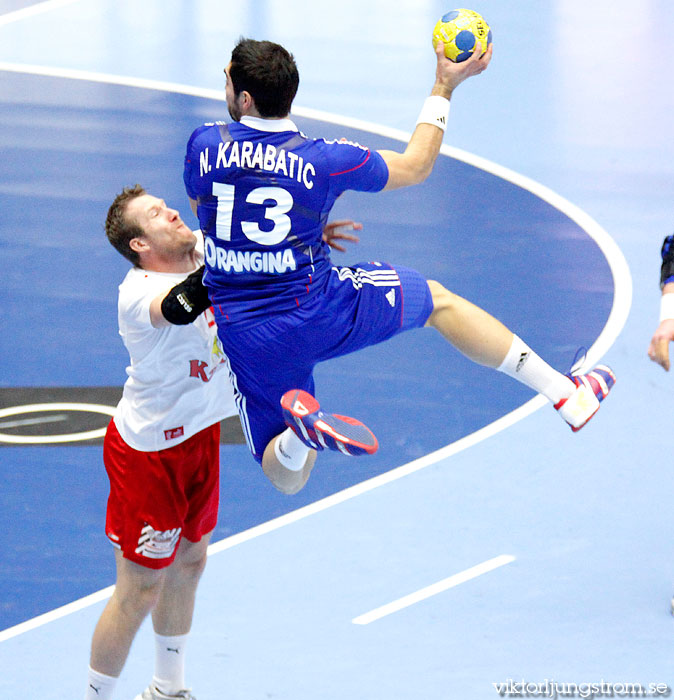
[0,402,115,444]
[0,586,114,643]
[0,414,67,428]
[0,0,82,27]
[0,62,225,97]
[352,554,516,625]
[0,64,632,642]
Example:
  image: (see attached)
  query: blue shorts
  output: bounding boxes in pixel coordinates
[216,261,433,462]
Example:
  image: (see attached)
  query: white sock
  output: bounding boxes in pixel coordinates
[274,428,310,470]
[85,667,117,700]
[496,335,574,404]
[153,632,188,696]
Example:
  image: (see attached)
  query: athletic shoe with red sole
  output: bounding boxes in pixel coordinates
[280,389,379,456]
[554,365,616,432]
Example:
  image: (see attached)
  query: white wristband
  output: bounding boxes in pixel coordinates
[660,293,674,322]
[416,95,450,132]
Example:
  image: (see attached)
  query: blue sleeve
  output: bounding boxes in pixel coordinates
[661,234,674,286]
[320,139,389,196]
[183,125,209,200]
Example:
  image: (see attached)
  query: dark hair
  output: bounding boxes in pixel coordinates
[105,184,146,266]
[229,38,299,118]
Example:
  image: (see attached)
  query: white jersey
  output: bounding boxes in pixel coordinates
[114,232,237,452]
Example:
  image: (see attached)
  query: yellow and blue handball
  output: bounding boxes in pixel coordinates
[432,8,492,62]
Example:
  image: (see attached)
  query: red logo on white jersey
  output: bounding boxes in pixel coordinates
[189,359,210,382]
[164,426,184,440]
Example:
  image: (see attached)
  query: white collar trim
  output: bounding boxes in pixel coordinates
[240,115,298,133]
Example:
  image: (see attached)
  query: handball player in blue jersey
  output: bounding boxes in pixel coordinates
[183,38,616,493]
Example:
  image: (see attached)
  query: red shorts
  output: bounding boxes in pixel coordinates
[103,419,220,569]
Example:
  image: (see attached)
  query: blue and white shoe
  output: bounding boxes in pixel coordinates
[280,389,378,456]
[554,362,616,432]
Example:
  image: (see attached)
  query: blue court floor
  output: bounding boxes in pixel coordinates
[0,1,673,698]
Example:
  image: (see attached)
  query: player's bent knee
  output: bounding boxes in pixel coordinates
[115,574,164,618]
[173,551,208,581]
[425,280,456,325]
[172,537,210,578]
[427,279,454,305]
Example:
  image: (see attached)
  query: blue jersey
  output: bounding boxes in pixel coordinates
[183,116,389,325]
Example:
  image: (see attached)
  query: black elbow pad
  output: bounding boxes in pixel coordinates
[160,265,211,325]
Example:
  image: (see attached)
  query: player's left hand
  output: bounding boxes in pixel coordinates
[322,220,362,252]
[647,319,674,371]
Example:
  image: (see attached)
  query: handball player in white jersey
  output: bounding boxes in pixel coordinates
[84,185,234,700]
[84,184,361,700]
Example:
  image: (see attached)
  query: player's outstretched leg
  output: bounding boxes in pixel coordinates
[554,364,616,432]
[281,389,378,456]
[424,281,616,432]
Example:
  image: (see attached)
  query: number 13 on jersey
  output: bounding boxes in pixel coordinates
[213,183,293,246]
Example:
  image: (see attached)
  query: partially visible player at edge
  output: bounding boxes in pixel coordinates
[648,233,674,373]
[183,37,616,490]
[647,233,674,615]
